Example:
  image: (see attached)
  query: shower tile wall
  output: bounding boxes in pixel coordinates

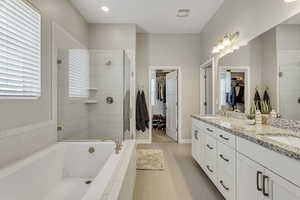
[88,50,124,140]
[57,49,89,140]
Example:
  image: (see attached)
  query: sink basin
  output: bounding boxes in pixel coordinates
[265,135,300,148]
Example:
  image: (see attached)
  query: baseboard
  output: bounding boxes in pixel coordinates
[136,139,151,144]
[180,139,192,144]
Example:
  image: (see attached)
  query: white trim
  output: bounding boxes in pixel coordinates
[148,66,182,144]
[0,120,55,139]
[180,139,192,144]
[199,57,216,115]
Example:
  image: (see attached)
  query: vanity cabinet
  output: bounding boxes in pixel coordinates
[192,123,206,166]
[192,119,236,200]
[192,117,300,200]
[237,153,300,200]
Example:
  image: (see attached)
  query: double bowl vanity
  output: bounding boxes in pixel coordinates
[191,114,300,200]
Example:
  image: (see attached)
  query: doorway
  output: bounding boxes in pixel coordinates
[200,58,216,115]
[149,66,181,144]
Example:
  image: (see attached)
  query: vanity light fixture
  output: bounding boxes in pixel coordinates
[212,32,240,54]
[101,6,110,12]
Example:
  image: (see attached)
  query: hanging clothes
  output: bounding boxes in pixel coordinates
[235,86,244,103]
[156,76,166,102]
[141,90,149,129]
[136,90,149,132]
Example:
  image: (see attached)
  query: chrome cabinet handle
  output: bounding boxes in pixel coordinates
[206,128,213,132]
[257,171,263,191]
[220,180,230,191]
[263,175,270,197]
[219,154,229,162]
[219,134,229,141]
[206,165,213,173]
[206,144,213,150]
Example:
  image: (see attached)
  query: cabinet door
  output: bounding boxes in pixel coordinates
[198,130,206,167]
[237,153,264,200]
[192,125,199,163]
[264,170,300,200]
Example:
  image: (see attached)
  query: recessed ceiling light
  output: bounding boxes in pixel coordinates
[177,9,190,18]
[101,6,110,12]
[284,0,297,2]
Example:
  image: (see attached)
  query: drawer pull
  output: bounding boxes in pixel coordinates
[206,128,213,132]
[263,175,270,197]
[206,144,213,150]
[220,180,230,191]
[219,134,230,141]
[219,154,229,162]
[206,165,213,173]
[194,130,198,140]
[256,171,263,191]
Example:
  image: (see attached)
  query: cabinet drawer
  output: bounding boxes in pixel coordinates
[206,134,217,151]
[203,123,217,137]
[218,172,235,200]
[217,142,236,176]
[205,135,217,182]
[217,129,236,149]
[205,156,217,183]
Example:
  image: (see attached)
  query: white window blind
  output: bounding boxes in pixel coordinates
[0,0,41,97]
[69,49,89,98]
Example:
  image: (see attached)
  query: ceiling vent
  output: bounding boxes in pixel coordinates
[177,9,190,18]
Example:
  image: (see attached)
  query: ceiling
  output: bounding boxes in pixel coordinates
[70,0,224,33]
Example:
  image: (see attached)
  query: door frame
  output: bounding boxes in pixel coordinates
[200,57,217,115]
[148,66,182,144]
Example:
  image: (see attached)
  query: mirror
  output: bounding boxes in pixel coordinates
[218,12,300,121]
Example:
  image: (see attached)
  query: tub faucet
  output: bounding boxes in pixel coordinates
[114,138,123,154]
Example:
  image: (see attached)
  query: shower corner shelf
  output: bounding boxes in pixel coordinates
[88,88,98,91]
[85,100,98,104]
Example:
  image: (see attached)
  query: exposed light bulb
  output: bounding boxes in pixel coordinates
[212,47,219,54]
[218,43,224,50]
[101,6,110,12]
[232,45,240,50]
[222,36,231,47]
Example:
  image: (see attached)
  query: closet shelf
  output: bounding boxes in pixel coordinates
[85,100,98,104]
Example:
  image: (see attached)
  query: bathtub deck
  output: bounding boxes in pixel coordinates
[44,178,92,200]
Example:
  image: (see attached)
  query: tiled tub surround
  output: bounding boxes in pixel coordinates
[191,114,300,160]
[0,141,136,200]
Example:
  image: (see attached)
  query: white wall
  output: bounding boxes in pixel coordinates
[136,33,201,141]
[200,0,300,63]
[0,0,88,168]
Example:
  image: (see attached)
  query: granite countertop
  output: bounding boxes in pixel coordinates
[191,114,300,161]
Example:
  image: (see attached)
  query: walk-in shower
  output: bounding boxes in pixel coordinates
[57,49,131,142]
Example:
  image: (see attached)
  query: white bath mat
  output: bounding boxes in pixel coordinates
[136,149,165,170]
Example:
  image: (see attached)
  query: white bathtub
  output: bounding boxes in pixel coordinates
[0,140,136,200]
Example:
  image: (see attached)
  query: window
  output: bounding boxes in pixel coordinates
[68,49,89,98]
[0,0,41,97]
